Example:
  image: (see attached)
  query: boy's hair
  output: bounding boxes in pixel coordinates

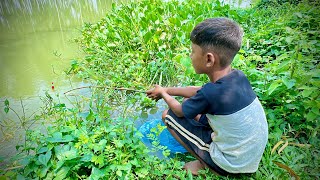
[190,18,243,68]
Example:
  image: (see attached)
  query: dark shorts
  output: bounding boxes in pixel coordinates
[165,109,230,176]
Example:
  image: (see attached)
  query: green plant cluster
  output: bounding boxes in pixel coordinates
[14,106,184,179]
[68,0,239,88]
[1,0,319,179]
[238,2,320,142]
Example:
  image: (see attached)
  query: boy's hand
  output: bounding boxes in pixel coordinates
[146,85,166,101]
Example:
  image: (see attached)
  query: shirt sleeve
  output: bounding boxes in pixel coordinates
[182,89,209,119]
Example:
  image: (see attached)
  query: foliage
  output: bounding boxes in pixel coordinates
[1,91,186,179]
[18,109,183,179]
[235,1,320,178]
[1,0,319,179]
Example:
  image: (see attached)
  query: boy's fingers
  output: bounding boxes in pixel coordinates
[146,86,157,93]
[146,89,153,94]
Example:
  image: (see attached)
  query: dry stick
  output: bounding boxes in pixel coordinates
[4,165,24,171]
[63,86,145,95]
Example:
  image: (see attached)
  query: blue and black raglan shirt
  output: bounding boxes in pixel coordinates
[182,69,268,173]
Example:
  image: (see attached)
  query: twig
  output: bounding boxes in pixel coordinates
[4,165,24,171]
[63,86,145,94]
[20,98,26,124]
[51,65,58,75]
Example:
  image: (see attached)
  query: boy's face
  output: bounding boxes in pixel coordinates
[190,43,207,74]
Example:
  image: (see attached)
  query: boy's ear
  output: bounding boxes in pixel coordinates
[206,53,215,67]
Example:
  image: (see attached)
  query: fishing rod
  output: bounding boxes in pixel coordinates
[63,86,145,95]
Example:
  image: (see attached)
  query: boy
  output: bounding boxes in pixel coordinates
[146,18,268,176]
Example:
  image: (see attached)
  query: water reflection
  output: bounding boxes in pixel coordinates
[0,0,118,98]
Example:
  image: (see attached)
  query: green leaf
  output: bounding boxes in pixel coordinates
[136,168,149,178]
[38,150,52,166]
[86,110,95,121]
[89,167,105,180]
[91,155,104,167]
[53,166,70,180]
[16,174,25,180]
[80,154,92,162]
[44,172,54,180]
[153,35,159,44]
[63,149,78,160]
[63,135,75,142]
[276,53,289,61]
[276,60,290,72]
[140,111,148,119]
[39,165,51,178]
[4,99,9,106]
[172,54,183,63]
[47,133,74,143]
[54,144,78,161]
[267,81,282,95]
[4,107,9,114]
[285,36,294,44]
[94,139,107,152]
[282,77,295,89]
[180,57,191,67]
[116,170,122,177]
[306,111,317,121]
[149,107,158,114]
[37,147,49,154]
[301,89,313,98]
[294,12,303,18]
[144,31,153,43]
[55,160,65,173]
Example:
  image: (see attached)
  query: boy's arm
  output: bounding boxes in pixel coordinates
[164,86,201,98]
[147,85,184,117]
[161,91,184,117]
[146,85,201,101]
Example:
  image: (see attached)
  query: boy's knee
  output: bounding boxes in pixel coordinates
[182,97,189,103]
[162,109,169,122]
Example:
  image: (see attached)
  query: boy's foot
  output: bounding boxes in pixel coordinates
[183,160,205,175]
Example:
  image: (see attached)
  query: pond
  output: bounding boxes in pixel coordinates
[0,0,122,98]
[0,0,126,165]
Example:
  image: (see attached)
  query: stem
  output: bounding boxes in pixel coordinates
[20,98,27,131]
[51,64,58,75]
[9,107,23,125]
[149,69,159,86]
[3,165,23,171]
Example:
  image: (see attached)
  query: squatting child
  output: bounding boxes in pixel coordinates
[146,17,268,176]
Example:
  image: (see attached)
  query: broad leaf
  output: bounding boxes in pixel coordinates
[89,167,105,180]
[282,77,295,89]
[267,81,282,95]
[53,167,70,180]
[38,151,52,167]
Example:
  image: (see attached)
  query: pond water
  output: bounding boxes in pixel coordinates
[0,0,120,98]
[0,0,125,165]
